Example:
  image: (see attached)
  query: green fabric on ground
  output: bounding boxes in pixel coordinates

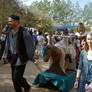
[33,71,76,92]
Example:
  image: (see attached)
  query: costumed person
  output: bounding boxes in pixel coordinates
[41,33,48,59]
[74,31,92,92]
[65,37,76,71]
[62,28,70,54]
[0,25,9,64]
[32,30,38,47]
[37,31,44,57]
[52,29,73,74]
[75,23,87,49]
[54,36,67,74]
[75,23,87,68]
[3,14,35,92]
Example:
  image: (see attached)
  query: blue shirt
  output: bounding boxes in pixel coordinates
[78,50,92,82]
[33,34,37,40]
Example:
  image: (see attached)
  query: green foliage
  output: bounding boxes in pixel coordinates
[30,0,92,28]
[31,0,51,14]
[0,0,53,33]
[0,0,21,24]
[0,0,92,33]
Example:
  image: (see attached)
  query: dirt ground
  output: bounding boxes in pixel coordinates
[0,58,75,92]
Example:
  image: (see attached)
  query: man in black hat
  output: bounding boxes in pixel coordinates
[3,14,35,92]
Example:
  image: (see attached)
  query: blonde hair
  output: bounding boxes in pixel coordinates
[85,31,92,54]
[87,31,92,36]
[82,40,89,54]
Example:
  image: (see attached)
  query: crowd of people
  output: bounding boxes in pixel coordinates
[0,14,92,92]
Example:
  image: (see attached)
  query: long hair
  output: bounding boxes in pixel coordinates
[81,40,89,54]
[87,31,92,36]
[85,31,92,54]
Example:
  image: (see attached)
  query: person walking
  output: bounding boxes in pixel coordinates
[37,31,44,57]
[74,31,92,92]
[0,25,9,64]
[3,14,35,92]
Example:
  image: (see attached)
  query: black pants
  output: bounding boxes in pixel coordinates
[0,41,6,60]
[11,64,30,92]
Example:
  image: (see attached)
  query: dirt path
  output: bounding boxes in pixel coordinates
[0,59,75,92]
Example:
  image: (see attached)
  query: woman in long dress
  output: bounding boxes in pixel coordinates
[74,31,92,92]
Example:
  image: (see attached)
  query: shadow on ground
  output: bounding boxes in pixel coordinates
[0,60,75,92]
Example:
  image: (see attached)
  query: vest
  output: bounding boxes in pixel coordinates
[7,26,29,64]
[17,26,28,64]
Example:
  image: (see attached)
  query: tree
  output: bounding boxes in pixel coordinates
[30,0,76,25]
[31,0,51,13]
[0,0,21,25]
[82,2,92,26]
[72,1,83,25]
